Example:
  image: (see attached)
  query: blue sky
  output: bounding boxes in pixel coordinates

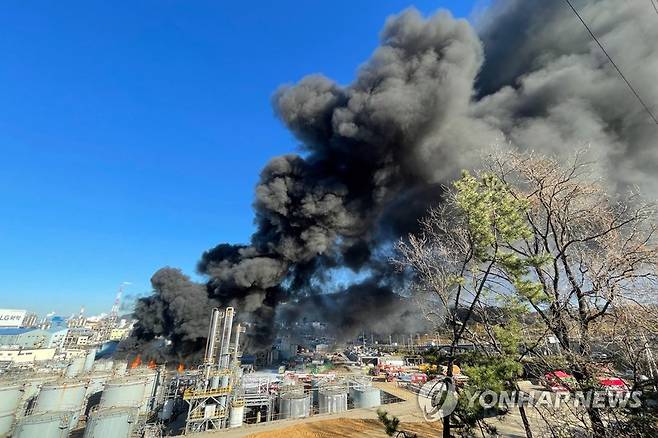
[0,1,480,316]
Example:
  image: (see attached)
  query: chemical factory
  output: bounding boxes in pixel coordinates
[0,306,411,437]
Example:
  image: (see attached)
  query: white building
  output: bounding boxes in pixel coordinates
[0,327,69,350]
[0,347,56,364]
[0,309,27,328]
[47,328,69,349]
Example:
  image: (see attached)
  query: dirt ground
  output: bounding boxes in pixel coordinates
[243,418,442,438]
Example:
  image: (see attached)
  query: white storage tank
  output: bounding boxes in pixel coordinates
[84,372,112,417]
[99,376,147,409]
[93,359,114,372]
[13,411,71,438]
[33,380,87,427]
[65,357,86,378]
[83,348,97,372]
[113,362,128,376]
[278,393,310,419]
[0,382,23,414]
[85,373,112,397]
[129,368,158,413]
[83,407,138,438]
[18,375,58,416]
[350,387,381,408]
[229,401,244,428]
[318,388,348,414]
[0,410,16,438]
[0,382,24,437]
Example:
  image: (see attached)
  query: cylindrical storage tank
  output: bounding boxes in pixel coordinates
[13,411,70,438]
[33,381,87,428]
[0,382,23,437]
[84,372,112,417]
[0,410,16,438]
[278,393,310,419]
[65,357,86,378]
[83,348,97,372]
[229,403,244,428]
[83,407,138,438]
[85,373,112,397]
[318,389,348,414]
[350,387,380,409]
[99,376,147,409]
[130,369,157,413]
[0,383,23,414]
[113,362,128,376]
[93,359,114,373]
[18,376,58,417]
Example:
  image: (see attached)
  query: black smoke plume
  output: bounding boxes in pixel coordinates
[125,1,658,359]
[118,268,216,363]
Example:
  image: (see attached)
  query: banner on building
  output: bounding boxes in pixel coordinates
[0,309,27,327]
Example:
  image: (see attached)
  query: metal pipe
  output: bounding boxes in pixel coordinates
[218,307,234,369]
[204,309,221,365]
[232,323,245,365]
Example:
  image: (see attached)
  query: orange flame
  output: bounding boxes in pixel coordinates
[130,355,142,369]
[147,359,157,369]
[177,363,185,373]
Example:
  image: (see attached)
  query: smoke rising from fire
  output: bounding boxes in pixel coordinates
[125,1,658,359]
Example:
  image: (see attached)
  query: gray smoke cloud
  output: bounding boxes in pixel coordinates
[127,1,658,359]
[475,0,658,191]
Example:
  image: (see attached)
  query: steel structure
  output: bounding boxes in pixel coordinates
[184,307,244,434]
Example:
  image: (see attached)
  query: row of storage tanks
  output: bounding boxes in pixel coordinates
[0,353,162,438]
[277,381,381,420]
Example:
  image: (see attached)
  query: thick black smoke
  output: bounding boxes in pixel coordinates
[118,268,216,363]
[127,1,658,358]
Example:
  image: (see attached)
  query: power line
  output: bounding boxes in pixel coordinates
[564,0,658,125]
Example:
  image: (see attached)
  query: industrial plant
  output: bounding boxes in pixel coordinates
[0,305,425,437]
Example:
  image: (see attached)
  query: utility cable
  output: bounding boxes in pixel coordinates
[564,0,658,125]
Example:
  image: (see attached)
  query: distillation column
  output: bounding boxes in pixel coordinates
[185,307,234,434]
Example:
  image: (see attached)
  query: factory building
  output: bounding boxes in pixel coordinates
[0,347,56,364]
[0,309,28,328]
[0,328,50,348]
[0,304,389,437]
[109,326,131,341]
[0,327,69,349]
[47,327,69,349]
[63,327,95,348]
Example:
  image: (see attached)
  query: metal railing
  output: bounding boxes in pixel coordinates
[183,385,232,400]
[187,408,226,420]
[207,368,232,377]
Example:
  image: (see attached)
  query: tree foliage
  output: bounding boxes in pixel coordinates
[397,150,658,437]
